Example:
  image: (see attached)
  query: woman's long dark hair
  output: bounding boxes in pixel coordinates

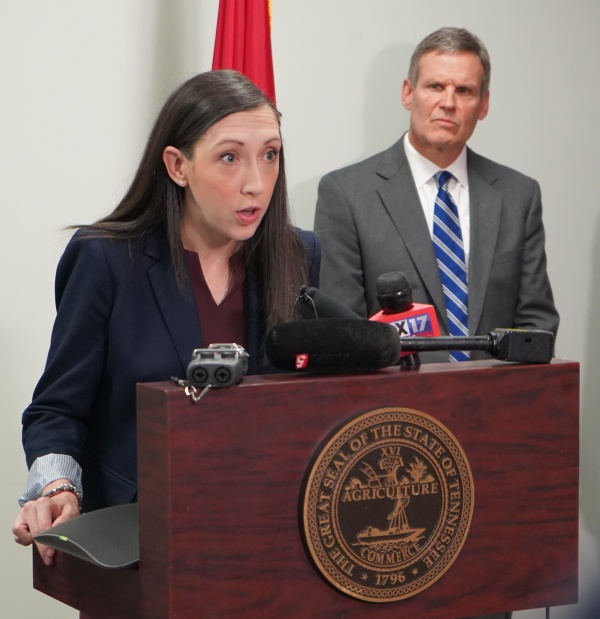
[77,70,308,330]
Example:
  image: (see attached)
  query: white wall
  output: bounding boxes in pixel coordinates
[1,1,598,617]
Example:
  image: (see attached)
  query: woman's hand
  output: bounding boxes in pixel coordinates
[12,483,81,566]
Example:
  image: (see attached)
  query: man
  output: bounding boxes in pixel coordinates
[314,27,559,365]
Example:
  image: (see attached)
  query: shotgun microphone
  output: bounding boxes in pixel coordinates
[265,319,401,373]
[266,319,554,373]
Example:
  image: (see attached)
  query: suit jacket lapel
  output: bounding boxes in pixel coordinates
[466,150,503,335]
[376,141,448,324]
[144,231,202,372]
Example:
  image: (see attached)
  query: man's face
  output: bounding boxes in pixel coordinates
[402,50,489,166]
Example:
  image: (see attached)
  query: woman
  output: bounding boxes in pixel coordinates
[12,70,320,566]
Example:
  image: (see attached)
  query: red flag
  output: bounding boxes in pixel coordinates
[212,0,276,104]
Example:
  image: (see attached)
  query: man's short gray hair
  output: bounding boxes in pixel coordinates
[407,27,491,95]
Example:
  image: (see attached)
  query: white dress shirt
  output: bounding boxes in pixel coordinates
[403,133,471,267]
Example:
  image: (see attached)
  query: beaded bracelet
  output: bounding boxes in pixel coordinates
[42,483,82,508]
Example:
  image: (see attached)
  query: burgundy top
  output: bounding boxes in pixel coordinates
[184,250,246,347]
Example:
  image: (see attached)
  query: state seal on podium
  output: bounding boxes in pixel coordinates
[302,407,474,602]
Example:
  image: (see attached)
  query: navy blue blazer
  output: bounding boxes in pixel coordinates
[22,228,320,510]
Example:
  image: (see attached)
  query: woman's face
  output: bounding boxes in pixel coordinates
[173,105,281,251]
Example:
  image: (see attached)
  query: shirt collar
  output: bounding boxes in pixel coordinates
[403,133,469,190]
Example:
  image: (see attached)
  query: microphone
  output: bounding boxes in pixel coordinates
[399,328,554,363]
[266,320,554,373]
[265,319,401,373]
[368,273,553,363]
[369,272,440,363]
[281,279,554,373]
[295,286,362,320]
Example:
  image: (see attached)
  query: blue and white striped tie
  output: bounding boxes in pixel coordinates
[433,171,469,362]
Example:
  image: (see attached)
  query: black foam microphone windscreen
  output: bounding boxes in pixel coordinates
[375,271,413,313]
[265,319,401,373]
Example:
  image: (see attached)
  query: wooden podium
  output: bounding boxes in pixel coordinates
[33,359,579,618]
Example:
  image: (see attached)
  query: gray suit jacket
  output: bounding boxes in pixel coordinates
[314,137,559,363]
